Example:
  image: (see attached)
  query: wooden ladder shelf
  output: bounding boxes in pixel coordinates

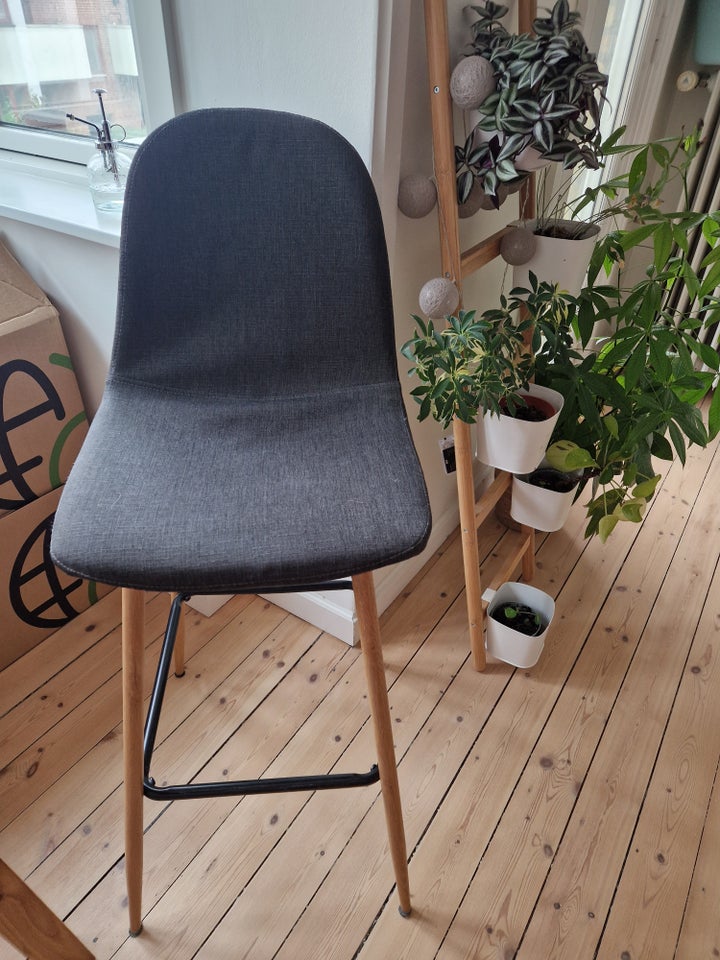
[422,0,537,671]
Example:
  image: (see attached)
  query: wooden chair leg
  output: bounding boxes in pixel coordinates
[352,572,411,917]
[122,588,145,937]
[172,593,186,677]
[0,859,94,960]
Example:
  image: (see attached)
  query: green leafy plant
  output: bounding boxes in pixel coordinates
[400,304,533,428]
[491,601,544,635]
[455,0,608,208]
[526,239,720,540]
[505,126,720,539]
[529,124,701,239]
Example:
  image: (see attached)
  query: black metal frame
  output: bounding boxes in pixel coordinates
[142,588,380,802]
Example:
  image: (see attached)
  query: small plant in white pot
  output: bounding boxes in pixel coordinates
[483,581,555,668]
[401,300,562,474]
[510,439,597,532]
[475,381,564,475]
[400,300,533,427]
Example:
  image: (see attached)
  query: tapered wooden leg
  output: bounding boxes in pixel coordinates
[122,588,145,937]
[352,572,411,917]
[172,594,186,677]
[454,419,486,671]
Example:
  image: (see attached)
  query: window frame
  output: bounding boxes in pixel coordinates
[0,0,175,165]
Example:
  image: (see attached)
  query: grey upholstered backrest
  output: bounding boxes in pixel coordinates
[111,108,398,400]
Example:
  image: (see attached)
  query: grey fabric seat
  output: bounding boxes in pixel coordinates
[51,109,430,593]
[50,108,431,936]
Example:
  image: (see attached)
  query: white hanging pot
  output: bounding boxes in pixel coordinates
[511,218,600,296]
[475,383,563,475]
[510,465,580,532]
[483,581,555,669]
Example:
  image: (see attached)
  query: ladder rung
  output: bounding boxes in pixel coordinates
[461,227,511,277]
[474,471,512,527]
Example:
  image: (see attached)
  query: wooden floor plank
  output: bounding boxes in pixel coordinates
[436,440,714,960]
[517,442,720,959]
[0,590,123,720]
[594,552,720,960]
[675,751,720,959]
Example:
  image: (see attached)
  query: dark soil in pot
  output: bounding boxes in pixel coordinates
[490,602,546,637]
[525,467,578,493]
[533,221,598,241]
[500,395,555,421]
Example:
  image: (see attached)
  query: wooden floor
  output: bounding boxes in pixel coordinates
[2,428,720,960]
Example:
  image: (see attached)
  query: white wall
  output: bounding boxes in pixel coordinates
[167,0,379,169]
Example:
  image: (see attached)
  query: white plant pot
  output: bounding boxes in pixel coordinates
[512,218,600,296]
[510,468,579,532]
[483,581,555,669]
[475,383,563,475]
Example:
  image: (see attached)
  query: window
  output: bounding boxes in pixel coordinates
[0,0,174,164]
[565,0,684,218]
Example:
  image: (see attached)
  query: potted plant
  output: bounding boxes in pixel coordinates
[401,301,563,474]
[522,127,720,539]
[453,0,608,210]
[475,381,564,474]
[482,581,555,668]
[510,439,597,531]
[502,125,686,293]
[400,301,533,428]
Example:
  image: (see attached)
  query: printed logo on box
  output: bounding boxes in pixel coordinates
[9,508,97,629]
[0,355,87,510]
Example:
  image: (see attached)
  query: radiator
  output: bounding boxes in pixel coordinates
[671,76,720,372]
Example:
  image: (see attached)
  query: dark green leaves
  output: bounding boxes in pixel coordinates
[461,0,607,204]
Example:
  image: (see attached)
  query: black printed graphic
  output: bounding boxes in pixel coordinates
[0,359,65,510]
[9,510,83,628]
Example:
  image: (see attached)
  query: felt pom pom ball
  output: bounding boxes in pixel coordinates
[419,277,460,319]
[450,55,496,110]
[458,181,494,218]
[398,174,437,219]
[500,227,538,266]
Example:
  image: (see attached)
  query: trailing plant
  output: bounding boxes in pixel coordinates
[455,0,608,208]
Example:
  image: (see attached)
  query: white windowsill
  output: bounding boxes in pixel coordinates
[0,151,122,249]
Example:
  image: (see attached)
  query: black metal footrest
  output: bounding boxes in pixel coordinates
[143,592,378,804]
[143,765,380,801]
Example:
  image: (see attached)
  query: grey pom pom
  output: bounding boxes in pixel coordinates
[450,56,496,110]
[419,277,460,319]
[500,227,538,266]
[398,175,437,219]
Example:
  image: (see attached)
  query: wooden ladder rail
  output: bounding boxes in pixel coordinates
[423,0,537,671]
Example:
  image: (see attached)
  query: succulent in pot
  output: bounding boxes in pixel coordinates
[454,0,608,209]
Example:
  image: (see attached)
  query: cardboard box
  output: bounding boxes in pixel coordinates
[0,241,89,517]
[0,485,112,669]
